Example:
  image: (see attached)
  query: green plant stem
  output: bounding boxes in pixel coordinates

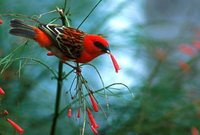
[77,0,103,29]
[58,83,129,115]
[50,61,63,135]
[50,7,68,135]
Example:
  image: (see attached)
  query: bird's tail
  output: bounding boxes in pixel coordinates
[9,19,36,39]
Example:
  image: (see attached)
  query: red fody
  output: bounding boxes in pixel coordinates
[108,52,120,73]
[67,108,72,118]
[0,87,5,95]
[7,118,24,135]
[90,125,98,135]
[86,108,99,129]
[89,93,98,112]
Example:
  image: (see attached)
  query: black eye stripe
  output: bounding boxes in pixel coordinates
[94,41,106,50]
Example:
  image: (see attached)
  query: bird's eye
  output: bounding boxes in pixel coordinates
[93,41,110,53]
[94,41,105,50]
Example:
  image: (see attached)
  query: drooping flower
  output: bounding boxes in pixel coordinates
[179,60,190,73]
[179,44,195,56]
[90,125,98,135]
[191,127,199,135]
[0,19,3,25]
[0,87,5,95]
[67,108,72,118]
[7,118,24,135]
[192,40,200,51]
[77,108,80,118]
[108,52,120,73]
[89,93,98,112]
[86,108,99,129]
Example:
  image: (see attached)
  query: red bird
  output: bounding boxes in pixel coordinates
[9,19,120,72]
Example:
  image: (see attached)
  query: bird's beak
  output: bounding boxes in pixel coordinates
[106,50,110,54]
[104,46,110,54]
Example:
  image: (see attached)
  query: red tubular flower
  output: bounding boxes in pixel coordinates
[86,108,99,129]
[179,44,195,56]
[90,125,98,135]
[7,118,24,134]
[109,52,120,73]
[77,108,80,118]
[191,127,199,135]
[0,19,3,25]
[89,93,98,112]
[192,40,200,50]
[0,87,5,95]
[67,108,72,118]
[179,60,190,73]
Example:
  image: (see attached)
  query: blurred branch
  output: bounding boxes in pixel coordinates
[146,59,163,90]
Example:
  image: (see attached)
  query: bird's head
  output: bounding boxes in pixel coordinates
[83,34,120,73]
[83,34,110,56]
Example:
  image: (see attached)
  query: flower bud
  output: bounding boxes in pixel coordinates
[86,108,99,129]
[0,87,5,95]
[7,118,24,134]
[67,108,72,118]
[89,93,98,112]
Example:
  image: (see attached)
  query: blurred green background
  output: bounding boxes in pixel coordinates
[1,0,200,135]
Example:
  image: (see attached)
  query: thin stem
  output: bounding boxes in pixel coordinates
[50,7,68,135]
[77,0,103,29]
[146,59,163,91]
[58,83,129,115]
[50,61,63,135]
[81,101,87,135]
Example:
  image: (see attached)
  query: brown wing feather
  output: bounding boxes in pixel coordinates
[38,24,86,59]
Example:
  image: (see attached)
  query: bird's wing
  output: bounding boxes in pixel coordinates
[39,24,86,59]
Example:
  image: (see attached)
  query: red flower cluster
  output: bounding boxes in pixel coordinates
[177,41,200,73]
[0,110,24,134]
[66,92,100,134]
[0,86,24,134]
